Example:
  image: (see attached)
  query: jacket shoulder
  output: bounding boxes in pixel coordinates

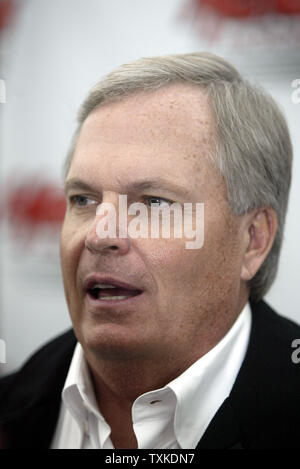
[249,299,300,356]
[0,329,77,418]
[233,300,300,447]
[243,299,300,388]
[199,300,300,449]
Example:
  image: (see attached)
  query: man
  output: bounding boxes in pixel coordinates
[1,52,300,449]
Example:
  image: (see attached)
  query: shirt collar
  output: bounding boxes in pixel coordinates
[62,342,103,425]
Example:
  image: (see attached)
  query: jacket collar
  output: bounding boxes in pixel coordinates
[196,398,242,449]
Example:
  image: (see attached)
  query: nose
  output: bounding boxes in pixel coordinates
[85,200,130,255]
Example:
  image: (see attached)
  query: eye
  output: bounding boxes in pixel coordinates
[69,195,97,207]
[144,196,172,208]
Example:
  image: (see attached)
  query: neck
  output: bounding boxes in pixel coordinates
[87,350,196,403]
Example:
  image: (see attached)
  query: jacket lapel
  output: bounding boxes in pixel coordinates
[196,398,243,449]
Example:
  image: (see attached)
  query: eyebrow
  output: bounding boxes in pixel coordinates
[64,177,191,198]
[64,178,96,194]
[124,179,191,197]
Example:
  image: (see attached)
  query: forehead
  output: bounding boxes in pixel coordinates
[79,83,214,147]
[70,83,218,195]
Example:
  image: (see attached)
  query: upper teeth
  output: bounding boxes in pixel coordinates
[93,284,117,289]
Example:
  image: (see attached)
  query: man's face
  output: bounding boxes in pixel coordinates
[60,84,246,371]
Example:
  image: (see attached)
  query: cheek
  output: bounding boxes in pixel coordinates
[144,214,242,298]
[200,214,244,293]
[140,238,200,295]
[60,218,85,290]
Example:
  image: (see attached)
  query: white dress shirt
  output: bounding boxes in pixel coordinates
[51,303,251,449]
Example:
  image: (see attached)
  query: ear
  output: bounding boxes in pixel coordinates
[241,207,278,282]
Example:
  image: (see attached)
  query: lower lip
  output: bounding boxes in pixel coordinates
[85,291,144,309]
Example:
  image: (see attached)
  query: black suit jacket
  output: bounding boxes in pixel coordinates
[1,300,300,449]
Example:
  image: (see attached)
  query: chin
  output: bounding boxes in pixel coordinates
[79,322,153,362]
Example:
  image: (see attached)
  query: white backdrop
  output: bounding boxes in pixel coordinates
[1,0,299,373]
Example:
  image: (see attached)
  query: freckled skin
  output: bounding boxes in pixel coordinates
[60,83,249,398]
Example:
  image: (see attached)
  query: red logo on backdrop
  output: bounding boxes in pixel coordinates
[2,179,66,241]
[182,0,300,46]
[191,0,300,17]
[0,0,15,30]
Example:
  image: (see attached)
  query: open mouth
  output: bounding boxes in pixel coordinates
[86,281,143,302]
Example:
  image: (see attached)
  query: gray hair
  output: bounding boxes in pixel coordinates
[65,52,293,301]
